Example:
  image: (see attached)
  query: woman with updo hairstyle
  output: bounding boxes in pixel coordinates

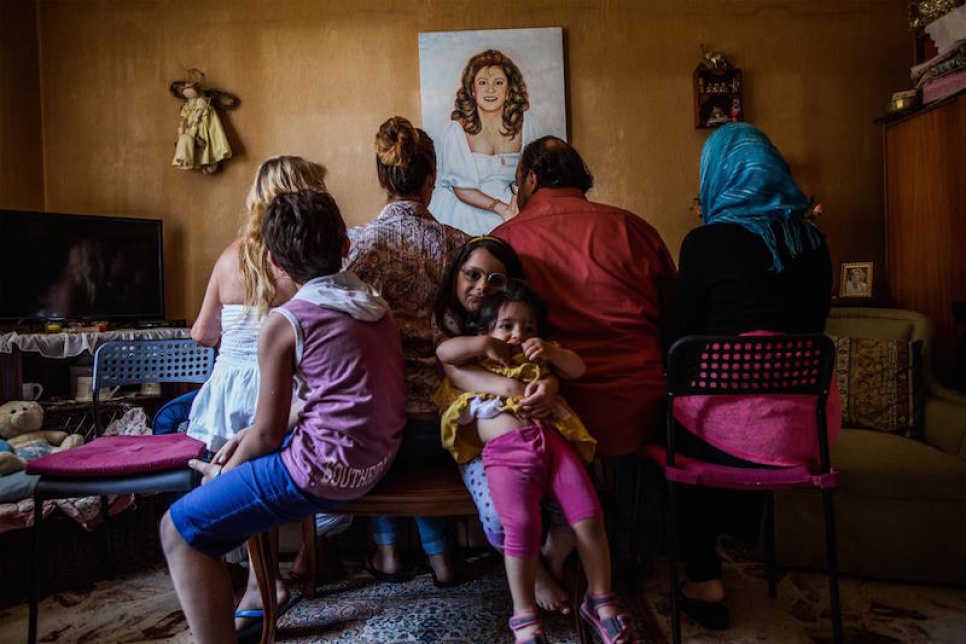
[430,49,544,236]
[343,115,469,585]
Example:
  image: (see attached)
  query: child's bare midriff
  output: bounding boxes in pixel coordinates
[477,411,531,443]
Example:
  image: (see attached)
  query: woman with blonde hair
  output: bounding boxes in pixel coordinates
[345,115,468,585]
[187,155,329,637]
[189,156,327,449]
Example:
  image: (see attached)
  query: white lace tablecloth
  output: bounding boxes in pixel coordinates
[0,328,190,358]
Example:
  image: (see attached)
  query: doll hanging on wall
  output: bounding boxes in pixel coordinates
[169,69,239,174]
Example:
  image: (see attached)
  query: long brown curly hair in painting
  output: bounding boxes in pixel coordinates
[451,49,529,138]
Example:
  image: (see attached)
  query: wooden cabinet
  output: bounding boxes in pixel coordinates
[883,93,966,383]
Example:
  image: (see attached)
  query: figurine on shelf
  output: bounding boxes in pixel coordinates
[169,69,239,175]
[706,105,730,126]
[701,44,730,69]
[730,97,742,122]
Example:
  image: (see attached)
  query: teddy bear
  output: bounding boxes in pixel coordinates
[0,400,84,475]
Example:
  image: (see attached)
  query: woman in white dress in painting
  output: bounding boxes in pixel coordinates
[430,49,543,236]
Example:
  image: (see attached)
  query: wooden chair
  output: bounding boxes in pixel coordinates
[248,461,596,644]
[247,460,477,644]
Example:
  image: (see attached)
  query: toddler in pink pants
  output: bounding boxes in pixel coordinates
[436,279,636,643]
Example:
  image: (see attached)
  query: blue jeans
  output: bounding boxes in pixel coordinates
[371,417,449,556]
[170,450,341,558]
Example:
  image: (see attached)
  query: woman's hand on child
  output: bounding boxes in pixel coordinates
[519,376,559,418]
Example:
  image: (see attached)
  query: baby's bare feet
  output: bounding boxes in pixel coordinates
[534,564,570,614]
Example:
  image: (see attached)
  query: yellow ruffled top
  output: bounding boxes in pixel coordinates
[434,354,597,465]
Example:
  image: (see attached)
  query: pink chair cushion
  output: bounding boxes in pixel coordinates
[25,434,206,478]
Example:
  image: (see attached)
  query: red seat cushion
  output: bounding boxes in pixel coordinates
[25,434,206,478]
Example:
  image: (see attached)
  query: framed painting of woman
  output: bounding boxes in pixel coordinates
[419,28,567,236]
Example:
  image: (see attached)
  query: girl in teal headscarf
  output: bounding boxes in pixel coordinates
[699,122,822,272]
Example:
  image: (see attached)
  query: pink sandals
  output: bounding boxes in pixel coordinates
[508,611,549,643]
[579,592,637,644]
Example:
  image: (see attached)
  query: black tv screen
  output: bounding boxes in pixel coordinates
[0,210,165,322]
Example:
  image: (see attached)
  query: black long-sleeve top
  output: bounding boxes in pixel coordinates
[675,222,833,339]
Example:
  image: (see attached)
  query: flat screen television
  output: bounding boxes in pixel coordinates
[0,210,165,322]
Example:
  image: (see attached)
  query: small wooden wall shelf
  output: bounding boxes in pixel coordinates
[693,65,743,129]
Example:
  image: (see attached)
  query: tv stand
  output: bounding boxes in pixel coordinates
[136,319,187,329]
[0,327,190,401]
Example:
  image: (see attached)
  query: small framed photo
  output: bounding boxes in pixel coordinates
[840,262,874,299]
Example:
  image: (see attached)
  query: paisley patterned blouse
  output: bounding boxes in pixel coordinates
[346,200,468,416]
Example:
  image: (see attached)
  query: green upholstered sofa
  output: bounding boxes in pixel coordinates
[775,307,966,585]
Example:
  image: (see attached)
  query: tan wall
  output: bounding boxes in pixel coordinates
[0,0,44,210]
[35,0,911,322]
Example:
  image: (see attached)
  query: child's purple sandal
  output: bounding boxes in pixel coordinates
[508,610,549,643]
[579,591,637,644]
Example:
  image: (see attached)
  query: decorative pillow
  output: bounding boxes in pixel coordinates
[830,336,924,437]
[152,391,199,435]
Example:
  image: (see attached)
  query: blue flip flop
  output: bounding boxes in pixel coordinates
[235,592,301,642]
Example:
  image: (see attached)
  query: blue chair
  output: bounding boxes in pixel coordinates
[27,339,214,644]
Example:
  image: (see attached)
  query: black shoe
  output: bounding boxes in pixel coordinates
[428,553,465,588]
[430,568,463,588]
[677,590,729,630]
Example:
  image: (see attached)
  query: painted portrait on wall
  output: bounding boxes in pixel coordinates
[419,27,567,236]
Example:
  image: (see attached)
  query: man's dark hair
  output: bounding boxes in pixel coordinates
[262,189,346,283]
[478,278,548,337]
[518,136,594,193]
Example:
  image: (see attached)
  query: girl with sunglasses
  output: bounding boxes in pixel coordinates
[433,236,577,615]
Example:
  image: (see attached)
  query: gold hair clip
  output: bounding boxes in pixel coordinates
[468,235,504,243]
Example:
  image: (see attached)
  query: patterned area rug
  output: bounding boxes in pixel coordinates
[0,552,654,643]
[274,552,652,643]
[2,542,963,642]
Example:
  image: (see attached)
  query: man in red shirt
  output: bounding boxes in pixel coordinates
[495,136,676,581]
[496,136,676,456]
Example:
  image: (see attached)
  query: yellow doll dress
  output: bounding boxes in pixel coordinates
[434,354,597,465]
[172,97,232,171]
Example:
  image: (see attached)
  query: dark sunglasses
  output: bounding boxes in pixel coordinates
[460,267,508,288]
